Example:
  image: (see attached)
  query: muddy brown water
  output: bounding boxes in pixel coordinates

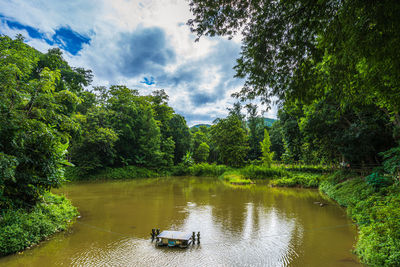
[0,177,360,266]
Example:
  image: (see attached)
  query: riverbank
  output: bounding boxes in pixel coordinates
[320,177,400,266]
[64,163,399,266]
[65,165,162,181]
[0,193,78,256]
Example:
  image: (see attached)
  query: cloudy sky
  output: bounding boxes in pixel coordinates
[0,0,276,126]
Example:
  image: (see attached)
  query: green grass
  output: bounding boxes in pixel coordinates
[277,163,332,174]
[271,173,323,188]
[0,192,78,256]
[219,171,253,185]
[319,177,372,207]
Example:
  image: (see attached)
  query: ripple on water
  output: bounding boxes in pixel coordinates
[1,177,360,267]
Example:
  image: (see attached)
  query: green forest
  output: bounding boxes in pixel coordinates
[1,1,400,266]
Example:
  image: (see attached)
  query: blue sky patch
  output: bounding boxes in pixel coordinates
[0,14,45,39]
[0,14,90,55]
[52,26,90,55]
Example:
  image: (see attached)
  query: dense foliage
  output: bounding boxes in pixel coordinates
[0,36,90,209]
[188,1,400,132]
[211,114,249,167]
[187,0,400,174]
[271,99,396,166]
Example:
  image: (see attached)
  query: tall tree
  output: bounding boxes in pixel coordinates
[278,106,303,163]
[260,129,274,167]
[37,47,92,93]
[69,107,118,173]
[228,101,246,130]
[168,114,191,164]
[0,36,84,208]
[269,120,285,161]
[105,85,163,167]
[246,104,264,161]
[211,114,249,167]
[193,142,210,163]
[148,89,175,167]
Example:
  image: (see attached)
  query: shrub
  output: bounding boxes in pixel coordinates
[353,190,400,266]
[320,177,400,266]
[327,170,358,185]
[219,171,252,185]
[272,173,321,188]
[188,163,231,177]
[65,166,160,181]
[240,165,287,179]
[283,165,330,174]
[366,171,393,190]
[170,163,190,176]
[0,192,78,256]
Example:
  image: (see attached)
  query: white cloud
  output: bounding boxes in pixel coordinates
[0,0,277,125]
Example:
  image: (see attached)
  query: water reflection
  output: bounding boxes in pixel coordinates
[0,177,359,266]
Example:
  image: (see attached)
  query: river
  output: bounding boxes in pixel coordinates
[0,177,360,266]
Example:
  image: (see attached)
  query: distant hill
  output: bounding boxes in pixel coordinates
[190,124,211,129]
[190,118,276,129]
[263,118,276,127]
[246,117,276,127]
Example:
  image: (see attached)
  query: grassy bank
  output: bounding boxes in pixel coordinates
[64,163,233,181]
[0,193,78,256]
[320,177,400,266]
[65,165,162,181]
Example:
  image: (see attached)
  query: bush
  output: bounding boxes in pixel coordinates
[326,170,358,185]
[187,163,232,177]
[170,163,189,176]
[65,166,160,181]
[271,173,321,188]
[0,192,78,256]
[240,165,288,179]
[366,172,393,190]
[283,165,330,174]
[353,190,400,266]
[219,171,253,185]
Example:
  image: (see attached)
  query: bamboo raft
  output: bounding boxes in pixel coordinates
[151,229,200,248]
